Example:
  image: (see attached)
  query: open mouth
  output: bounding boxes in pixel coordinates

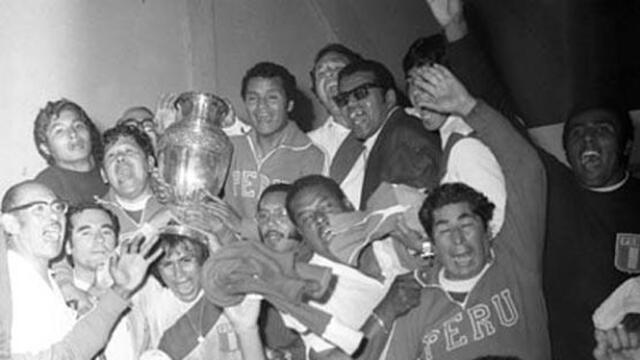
[42,223,62,242]
[580,150,602,167]
[264,230,284,243]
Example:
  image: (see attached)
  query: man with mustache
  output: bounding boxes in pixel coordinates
[1,180,161,359]
[33,99,108,205]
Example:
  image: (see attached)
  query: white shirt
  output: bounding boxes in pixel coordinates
[132,279,243,360]
[340,108,397,208]
[439,115,507,235]
[8,250,76,353]
[307,115,351,166]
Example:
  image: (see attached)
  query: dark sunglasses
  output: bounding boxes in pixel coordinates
[333,83,384,108]
[6,199,69,215]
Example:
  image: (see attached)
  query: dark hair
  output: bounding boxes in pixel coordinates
[562,105,634,157]
[338,59,397,94]
[33,99,103,166]
[150,232,210,287]
[285,175,349,224]
[310,43,363,94]
[258,183,294,208]
[64,203,121,266]
[100,124,156,165]
[1,180,41,213]
[419,183,495,237]
[402,34,447,76]
[241,62,297,103]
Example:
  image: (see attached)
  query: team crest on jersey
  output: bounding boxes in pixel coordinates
[615,233,640,273]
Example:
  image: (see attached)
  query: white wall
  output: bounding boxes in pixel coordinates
[0,0,436,195]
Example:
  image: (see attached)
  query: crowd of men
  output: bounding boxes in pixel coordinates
[1,0,640,359]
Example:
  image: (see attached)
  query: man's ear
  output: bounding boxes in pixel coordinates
[385,88,397,109]
[38,143,51,157]
[1,213,20,236]
[100,168,108,184]
[342,197,355,212]
[287,100,294,113]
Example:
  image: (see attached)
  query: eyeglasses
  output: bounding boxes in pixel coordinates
[6,199,69,216]
[256,208,290,224]
[119,118,156,132]
[333,83,383,108]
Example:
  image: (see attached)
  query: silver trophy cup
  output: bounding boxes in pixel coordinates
[156,92,233,207]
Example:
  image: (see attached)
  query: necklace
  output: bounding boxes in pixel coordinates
[186,299,206,344]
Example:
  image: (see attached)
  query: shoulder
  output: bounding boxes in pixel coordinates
[385,110,440,145]
[34,166,60,183]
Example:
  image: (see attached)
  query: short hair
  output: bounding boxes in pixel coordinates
[150,232,210,287]
[419,183,495,237]
[33,99,103,166]
[562,105,634,154]
[310,44,363,94]
[64,203,121,245]
[241,62,297,103]
[258,183,294,208]
[1,180,42,213]
[338,59,397,94]
[285,175,348,224]
[99,124,156,165]
[402,34,447,75]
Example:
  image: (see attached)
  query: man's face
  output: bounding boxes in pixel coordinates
[43,109,92,166]
[67,209,117,271]
[432,202,490,280]
[565,108,627,188]
[7,184,67,262]
[314,52,350,114]
[337,70,393,140]
[103,136,152,200]
[157,241,203,302]
[257,191,300,253]
[406,67,447,131]
[244,77,292,138]
[289,185,350,258]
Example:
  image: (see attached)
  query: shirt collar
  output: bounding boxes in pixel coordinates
[588,172,630,193]
[439,115,474,148]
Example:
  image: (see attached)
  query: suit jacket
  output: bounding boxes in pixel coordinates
[360,107,441,210]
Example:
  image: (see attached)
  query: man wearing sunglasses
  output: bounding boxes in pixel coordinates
[332,59,441,210]
[0,180,161,359]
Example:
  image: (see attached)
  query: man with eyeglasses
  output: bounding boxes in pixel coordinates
[0,180,161,359]
[332,59,441,210]
[117,106,158,151]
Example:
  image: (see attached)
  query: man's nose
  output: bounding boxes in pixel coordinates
[451,227,466,245]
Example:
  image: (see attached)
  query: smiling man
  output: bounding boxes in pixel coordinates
[131,231,263,360]
[332,59,441,210]
[65,203,136,359]
[543,103,640,360]
[307,44,362,164]
[1,180,161,359]
[223,62,325,222]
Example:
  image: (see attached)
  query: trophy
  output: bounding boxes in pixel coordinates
[155,92,234,241]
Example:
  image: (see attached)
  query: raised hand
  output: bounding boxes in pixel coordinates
[224,294,262,330]
[409,64,477,117]
[202,196,242,233]
[425,0,467,41]
[426,0,462,27]
[110,235,163,298]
